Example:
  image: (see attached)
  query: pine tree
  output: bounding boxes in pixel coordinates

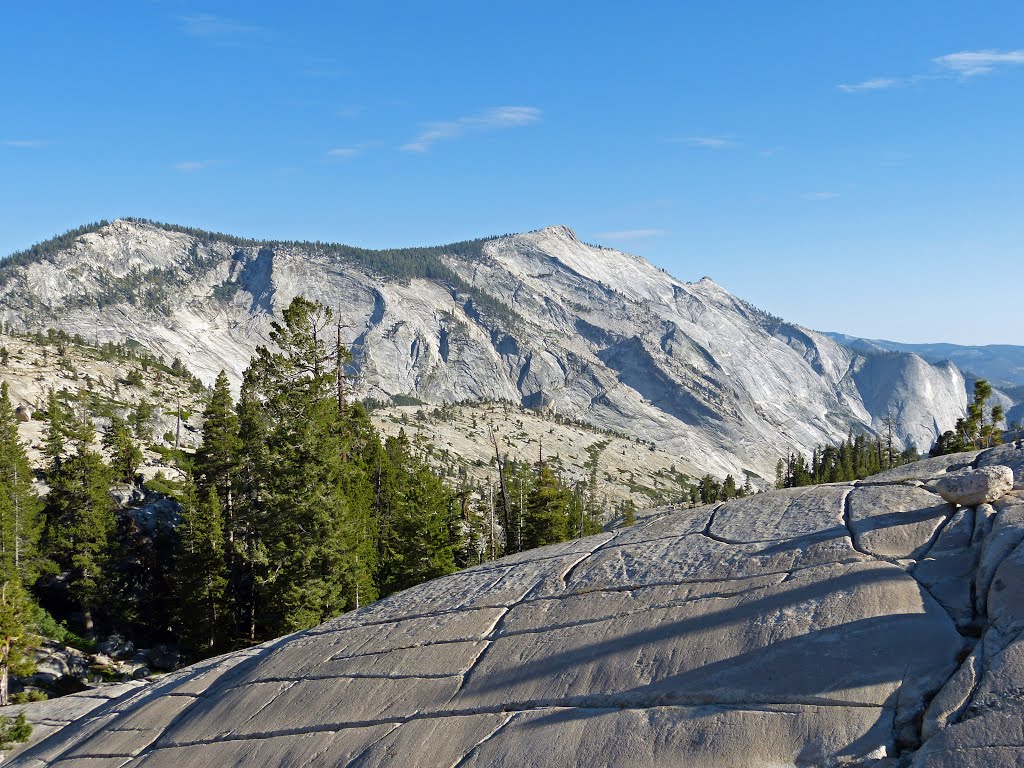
[722,474,737,500]
[523,462,570,549]
[239,297,355,635]
[43,389,66,474]
[621,498,637,527]
[336,402,379,610]
[103,415,142,484]
[0,383,45,585]
[195,371,243,638]
[196,371,240,508]
[44,422,115,641]
[376,435,457,595]
[174,483,228,652]
[0,579,37,706]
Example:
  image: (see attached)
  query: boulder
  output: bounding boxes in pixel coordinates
[145,645,180,672]
[96,634,134,660]
[931,466,1014,507]
[30,641,88,688]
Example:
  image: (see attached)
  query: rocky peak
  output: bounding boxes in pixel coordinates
[0,219,971,481]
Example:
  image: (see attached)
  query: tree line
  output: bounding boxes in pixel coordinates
[930,379,1006,455]
[775,428,918,488]
[0,297,610,706]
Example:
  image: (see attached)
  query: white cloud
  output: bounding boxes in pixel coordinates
[803,191,839,200]
[1,139,45,148]
[934,49,1024,77]
[401,106,541,152]
[173,160,212,172]
[179,14,266,44]
[596,228,668,240]
[675,136,736,149]
[837,77,904,93]
[300,57,347,79]
[326,146,362,158]
[840,49,1024,93]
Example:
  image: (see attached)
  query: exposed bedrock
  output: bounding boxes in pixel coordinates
[10,447,1024,767]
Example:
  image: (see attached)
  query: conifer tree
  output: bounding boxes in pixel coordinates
[103,415,142,483]
[0,578,37,706]
[232,379,270,642]
[44,421,115,640]
[336,402,379,610]
[621,498,637,527]
[523,462,571,549]
[196,371,240,509]
[175,483,228,652]
[376,433,457,596]
[0,383,44,585]
[0,385,42,706]
[240,297,355,635]
[722,474,737,500]
[43,389,66,474]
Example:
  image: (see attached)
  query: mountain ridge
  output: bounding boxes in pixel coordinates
[0,219,970,481]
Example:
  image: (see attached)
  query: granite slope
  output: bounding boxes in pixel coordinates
[11,445,1024,767]
[0,220,968,480]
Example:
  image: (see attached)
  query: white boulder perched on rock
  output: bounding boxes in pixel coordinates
[931,466,1015,507]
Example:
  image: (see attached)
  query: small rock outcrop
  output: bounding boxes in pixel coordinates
[931,466,1015,506]
[10,447,1024,767]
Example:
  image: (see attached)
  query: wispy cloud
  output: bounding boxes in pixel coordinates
[173,160,214,172]
[179,14,266,45]
[672,136,736,149]
[300,57,347,79]
[935,49,1024,77]
[596,228,668,240]
[837,77,905,93]
[802,191,839,201]
[326,146,363,159]
[840,48,1024,93]
[401,106,540,152]
[1,139,46,148]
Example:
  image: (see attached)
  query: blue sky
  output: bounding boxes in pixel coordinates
[2,1,1022,344]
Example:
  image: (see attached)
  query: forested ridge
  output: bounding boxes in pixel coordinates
[0,297,630,727]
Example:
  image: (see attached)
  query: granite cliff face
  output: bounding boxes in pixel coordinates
[9,444,1024,767]
[0,219,969,479]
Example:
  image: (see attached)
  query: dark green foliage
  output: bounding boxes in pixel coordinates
[375,431,458,596]
[931,379,1005,456]
[777,430,918,489]
[0,383,45,704]
[43,428,116,640]
[174,483,228,652]
[523,463,572,549]
[103,416,142,483]
[43,389,67,474]
[0,710,32,747]
[240,298,356,634]
[0,383,45,586]
[621,499,637,527]
[196,372,240,506]
[0,221,110,287]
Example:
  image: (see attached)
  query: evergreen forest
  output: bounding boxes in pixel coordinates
[0,297,624,714]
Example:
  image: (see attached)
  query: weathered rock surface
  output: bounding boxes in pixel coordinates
[932,466,1015,507]
[0,219,970,480]
[11,450,1024,767]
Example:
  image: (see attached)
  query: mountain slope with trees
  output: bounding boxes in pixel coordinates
[0,219,970,483]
